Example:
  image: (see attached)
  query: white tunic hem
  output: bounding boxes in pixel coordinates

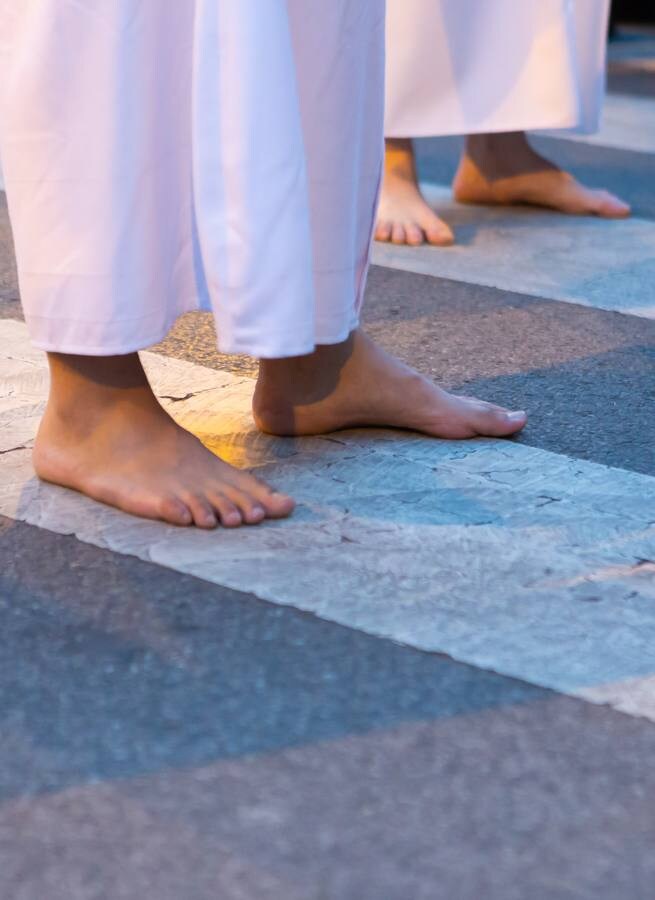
[27,311,362,360]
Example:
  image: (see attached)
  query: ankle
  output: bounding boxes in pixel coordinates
[258,336,354,400]
[384,137,418,179]
[463,132,556,183]
[52,380,158,426]
[44,351,160,434]
[464,132,532,181]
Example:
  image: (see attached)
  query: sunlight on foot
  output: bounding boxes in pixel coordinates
[35,353,295,529]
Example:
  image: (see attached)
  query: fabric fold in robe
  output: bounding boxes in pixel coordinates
[385,0,610,138]
[0,1,385,357]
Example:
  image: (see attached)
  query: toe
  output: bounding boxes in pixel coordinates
[260,490,295,519]
[425,222,455,246]
[181,493,218,529]
[593,190,631,219]
[223,486,267,526]
[158,494,193,527]
[375,220,392,242]
[219,466,295,519]
[404,223,425,246]
[230,472,295,519]
[475,405,527,438]
[391,222,407,244]
[209,491,243,528]
[419,211,454,247]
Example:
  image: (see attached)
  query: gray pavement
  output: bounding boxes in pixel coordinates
[1,26,655,900]
[608,63,655,97]
[3,516,655,900]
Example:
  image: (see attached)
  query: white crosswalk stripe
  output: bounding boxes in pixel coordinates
[373,184,655,319]
[2,318,654,721]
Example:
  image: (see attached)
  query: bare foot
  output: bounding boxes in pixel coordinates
[375,138,455,247]
[253,330,526,440]
[453,132,631,219]
[33,352,295,528]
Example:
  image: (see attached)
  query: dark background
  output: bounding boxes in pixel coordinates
[612,0,655,25]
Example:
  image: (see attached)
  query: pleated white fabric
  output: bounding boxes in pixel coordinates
[0,1,385,357]
[385,0,610,138]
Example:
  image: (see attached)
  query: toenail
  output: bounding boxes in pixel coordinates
[507,411,527,422]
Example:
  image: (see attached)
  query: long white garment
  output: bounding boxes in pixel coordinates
[385,0,610,138]
[0,1,385,357]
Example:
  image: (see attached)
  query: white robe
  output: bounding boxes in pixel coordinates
[0,1,385,357]
[385,0,610,138]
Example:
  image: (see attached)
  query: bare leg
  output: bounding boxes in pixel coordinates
[254,330,526,439]
[33,352,295,528]
[375,138,455,247]
[454,132,630,218]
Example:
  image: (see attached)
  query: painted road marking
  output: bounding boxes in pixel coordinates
[373,184,655,319]
[1,319,654,719]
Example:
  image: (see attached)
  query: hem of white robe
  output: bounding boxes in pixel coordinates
[25,304,360,360]
[27,323,193,358]
[24,297,197,357]
[219,314,360,360]
[384,110,601,140]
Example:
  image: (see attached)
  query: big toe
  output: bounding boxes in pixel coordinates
[233,472,296,520]
[473,404,527,438]
[591,190,631,219]
[405,223,426,246]
[259,488,296,519]
[414,208,454,247]
[424,219,455,247]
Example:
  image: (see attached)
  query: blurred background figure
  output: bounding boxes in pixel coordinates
[377,0,631,247]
